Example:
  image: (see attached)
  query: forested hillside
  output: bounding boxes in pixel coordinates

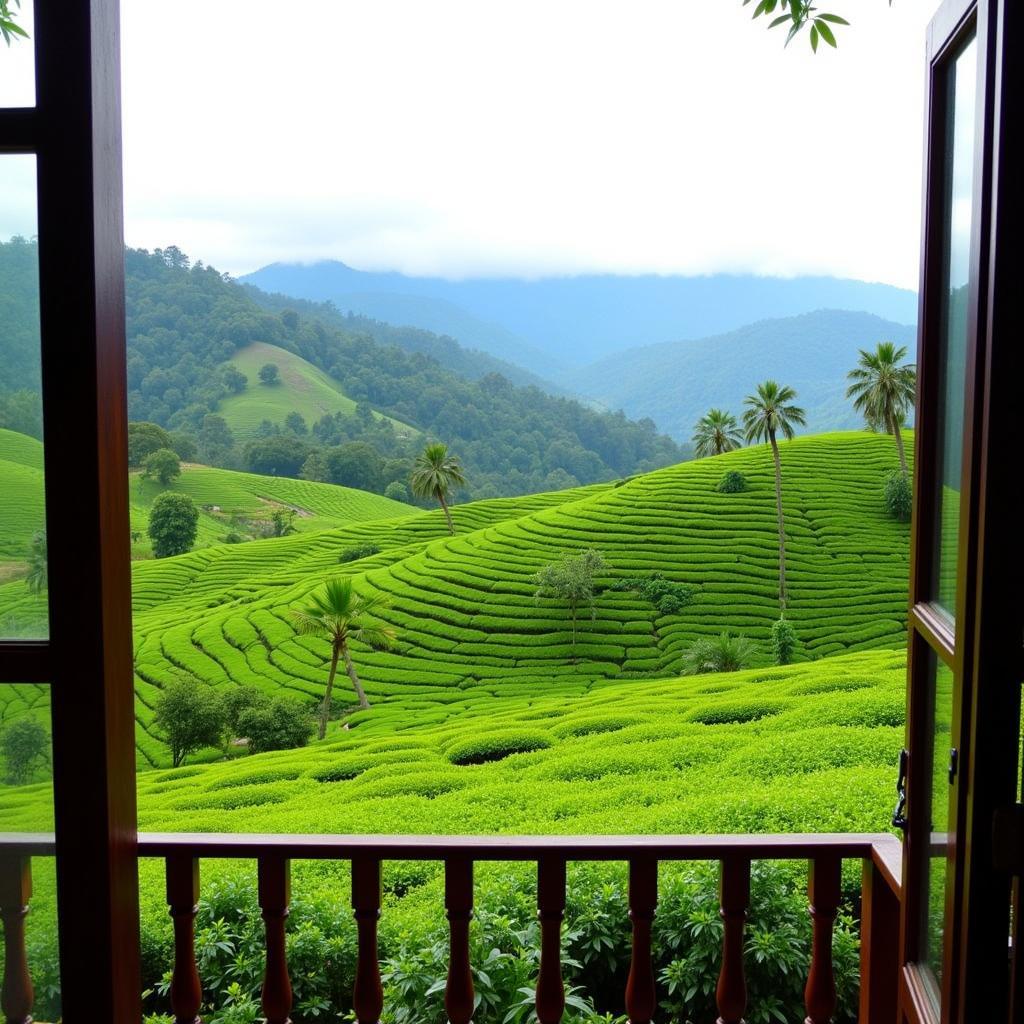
[0,239,684,499]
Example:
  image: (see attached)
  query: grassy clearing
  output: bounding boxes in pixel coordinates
[220,341,418,440]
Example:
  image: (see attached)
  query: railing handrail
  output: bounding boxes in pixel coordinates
[0,828,903,889]
[0,830,904,1023]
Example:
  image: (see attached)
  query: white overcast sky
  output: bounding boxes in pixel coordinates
[1,0,939,288]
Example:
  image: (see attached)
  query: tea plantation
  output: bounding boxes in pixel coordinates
[1,430,915,1023]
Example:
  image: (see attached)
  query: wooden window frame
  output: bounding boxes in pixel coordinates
[0,1,141,1020]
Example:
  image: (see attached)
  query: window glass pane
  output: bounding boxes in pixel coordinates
[930,34,977,617]
[0,154,46,638]
[0,683,60,1022]
[919,649,954,1008]
[0,0,34,107]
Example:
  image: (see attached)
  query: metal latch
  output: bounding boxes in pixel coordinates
[993,805,1024,874]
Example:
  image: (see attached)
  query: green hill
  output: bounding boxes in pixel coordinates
[0,431,911,764]
[0,429,45,562]
[218,342,418,442]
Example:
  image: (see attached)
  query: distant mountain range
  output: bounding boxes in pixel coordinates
[240,260,918,369]
[565,309,917,440]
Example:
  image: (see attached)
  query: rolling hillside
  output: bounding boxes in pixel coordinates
[566,310,918,440]
[0,432,912,764]
[219,342,419,441]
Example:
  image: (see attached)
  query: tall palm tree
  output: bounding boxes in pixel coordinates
[410,442,466,535]
[846,341,916,476]
[291,578,395,735]
[692,408,743,458]
[742,381,806,612]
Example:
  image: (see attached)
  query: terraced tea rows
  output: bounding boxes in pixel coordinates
[119,432,909,764]
[0,649,906,836]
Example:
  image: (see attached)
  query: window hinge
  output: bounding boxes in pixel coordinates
[993,805,1024,874]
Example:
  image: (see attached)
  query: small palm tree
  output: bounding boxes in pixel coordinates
[846,341,916,476]
[743,381,806,612]
[681,633,758,674]
[410,442,466,535]
[291,578,395,734]
[692,408,743,458]
[25,530,47,594]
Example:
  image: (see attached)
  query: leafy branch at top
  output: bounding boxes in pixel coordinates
[743,0,890,52]
[0,0,28,46]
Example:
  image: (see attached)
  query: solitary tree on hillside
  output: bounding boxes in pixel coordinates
[148,492,199,558]
[534,548,607,653]
[846,341,916,476]
[291,578,396,733]
[143,447,181,486]
[410,442,466,536]
[742,380,806,612]
[259,363,281,386]
[153,677,227,768]
[693,408,743,458]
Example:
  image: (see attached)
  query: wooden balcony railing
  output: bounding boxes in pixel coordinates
[0,831,902,1024]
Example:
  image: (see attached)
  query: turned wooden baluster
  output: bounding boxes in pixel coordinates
[804,856,842,1024]
[0,855,33,1024]
[716,856,750,1024]
[624,857,657,1024]
[352,857,383,1024]
[258,855,293,1024]
[166,854,202,1024]
[445,858,475,1024]
[536,857,566,1024]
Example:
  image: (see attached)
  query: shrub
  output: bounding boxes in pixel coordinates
[770,618,799,665]
[1,718,49,784]
[384,481,411,503]
[681,633,758,674]
[148,492,199,557]
[883,470,912,522]
[237,698,314,754]
[258,362,280,386]
[222,687,270,737]
[153,678,226,768]
[610,573,699,615]
[446,730,553,765]
[339,542,382,563]
[718,470,748,493]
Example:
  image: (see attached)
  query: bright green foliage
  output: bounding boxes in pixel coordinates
[534,549,607,647]
[718,470,748,493]
[883,470,913,523]
[143,448,181,486]
[693,408,743,458]
[24,529,46,594]
[682,633,758,674]
[153,678,226,768]
[148,492,199,558]
[1,718,48,784]
[0,0,28,45]
[291,577,396,727]
[339,543,382,564]
[446,730,553,765]
[410,442,466,535]
[744,0,859,52]
[770,617,799,665]
[237,698,313,755]
[0,432,910,766]
[270,509,296,537]
[610,573,698,615]
[847,342,916,475]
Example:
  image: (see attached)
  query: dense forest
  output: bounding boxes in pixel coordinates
[0,239,685,500]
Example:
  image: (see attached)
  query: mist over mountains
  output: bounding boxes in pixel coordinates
[240,261,918,370]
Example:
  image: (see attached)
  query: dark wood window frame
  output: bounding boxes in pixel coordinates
[0,1,141,1020]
